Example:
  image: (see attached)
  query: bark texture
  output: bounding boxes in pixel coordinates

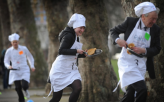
[147,0,164,101]
[0,19,3,52]
[43,0,69,73]
[0,0,11,49]
[121,0,164,101]
[43,0,69,93]
[7,0,48,87]
[104,0,125,58]
[70,0,119,102]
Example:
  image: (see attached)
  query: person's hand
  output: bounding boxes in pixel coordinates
[116,39,128,48]
[77,49,84,54]
[131,47,146,54]
[84,49,88,56]
[9,66,12,69]
[31,68,35,72]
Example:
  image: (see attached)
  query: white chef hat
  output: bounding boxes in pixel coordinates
[8,33,20,42]
[67,13,86,29]
[134,2,156,17]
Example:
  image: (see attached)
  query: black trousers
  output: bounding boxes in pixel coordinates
[120,80,147,102]
[14,79,29,102]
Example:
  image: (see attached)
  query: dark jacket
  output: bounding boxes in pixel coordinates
[0,50,6,70]
[47,27,85,83]
[110,17,161,79]
[58,27,85,58]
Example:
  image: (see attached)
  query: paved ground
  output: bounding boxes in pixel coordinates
[0,78,71,102]
[0,78,121,102]
[0,88,70,102]
[0,76,72,102]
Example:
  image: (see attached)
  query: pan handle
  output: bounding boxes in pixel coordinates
[83,52,88,55]
[8,69,18,70]
[8,67,20,70]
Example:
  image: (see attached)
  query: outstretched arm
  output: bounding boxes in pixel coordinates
[25,47,35,72]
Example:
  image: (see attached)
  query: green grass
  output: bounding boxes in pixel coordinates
[111,59,124,94]
[111,59,119,80]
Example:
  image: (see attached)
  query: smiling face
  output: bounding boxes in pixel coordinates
[142,11,158,28]
[11,40,19,49]
[74,26,85,36]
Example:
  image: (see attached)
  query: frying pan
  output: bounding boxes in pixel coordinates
[126,45,144,58]
[83,49,103,57]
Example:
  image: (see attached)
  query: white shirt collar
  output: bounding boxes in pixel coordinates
[140,19,146,29]
[11,45,21,50]
[140,19,150,32]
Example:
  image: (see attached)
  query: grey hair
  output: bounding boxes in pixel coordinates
[144,7,160,17]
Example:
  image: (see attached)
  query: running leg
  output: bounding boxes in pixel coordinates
[69,80,82,102]
[14,80,25,102]
[49,90,63,102]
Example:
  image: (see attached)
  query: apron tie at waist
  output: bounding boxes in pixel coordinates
[43,85,53,99]
[113,80,127,92]
[113,80,120,92]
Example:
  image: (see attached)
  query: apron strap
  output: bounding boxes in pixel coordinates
[113,80,120,92]
[43,85,53,99]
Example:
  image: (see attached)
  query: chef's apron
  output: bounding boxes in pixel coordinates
[113,18,151,92]
[49,35,83,92]
[9,49,30,85]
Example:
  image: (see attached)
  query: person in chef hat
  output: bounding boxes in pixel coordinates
[110,2,161,102]
[4,33,35,102]
[48,13,86,102]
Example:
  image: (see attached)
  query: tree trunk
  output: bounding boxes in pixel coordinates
[7,0,48,87]
[43,0,68,74]
[70,0,119,101]
[146,0,164,101]
[0,0,11,49]
[121,0,164,101]
[0,19,3,52]
[104,0,125,58]
[43,0,69,93]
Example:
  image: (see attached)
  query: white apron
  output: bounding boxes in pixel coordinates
[113,18,151,92]
[49,35,83,92]
[9,70,30,85]
[9,49,30,85]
